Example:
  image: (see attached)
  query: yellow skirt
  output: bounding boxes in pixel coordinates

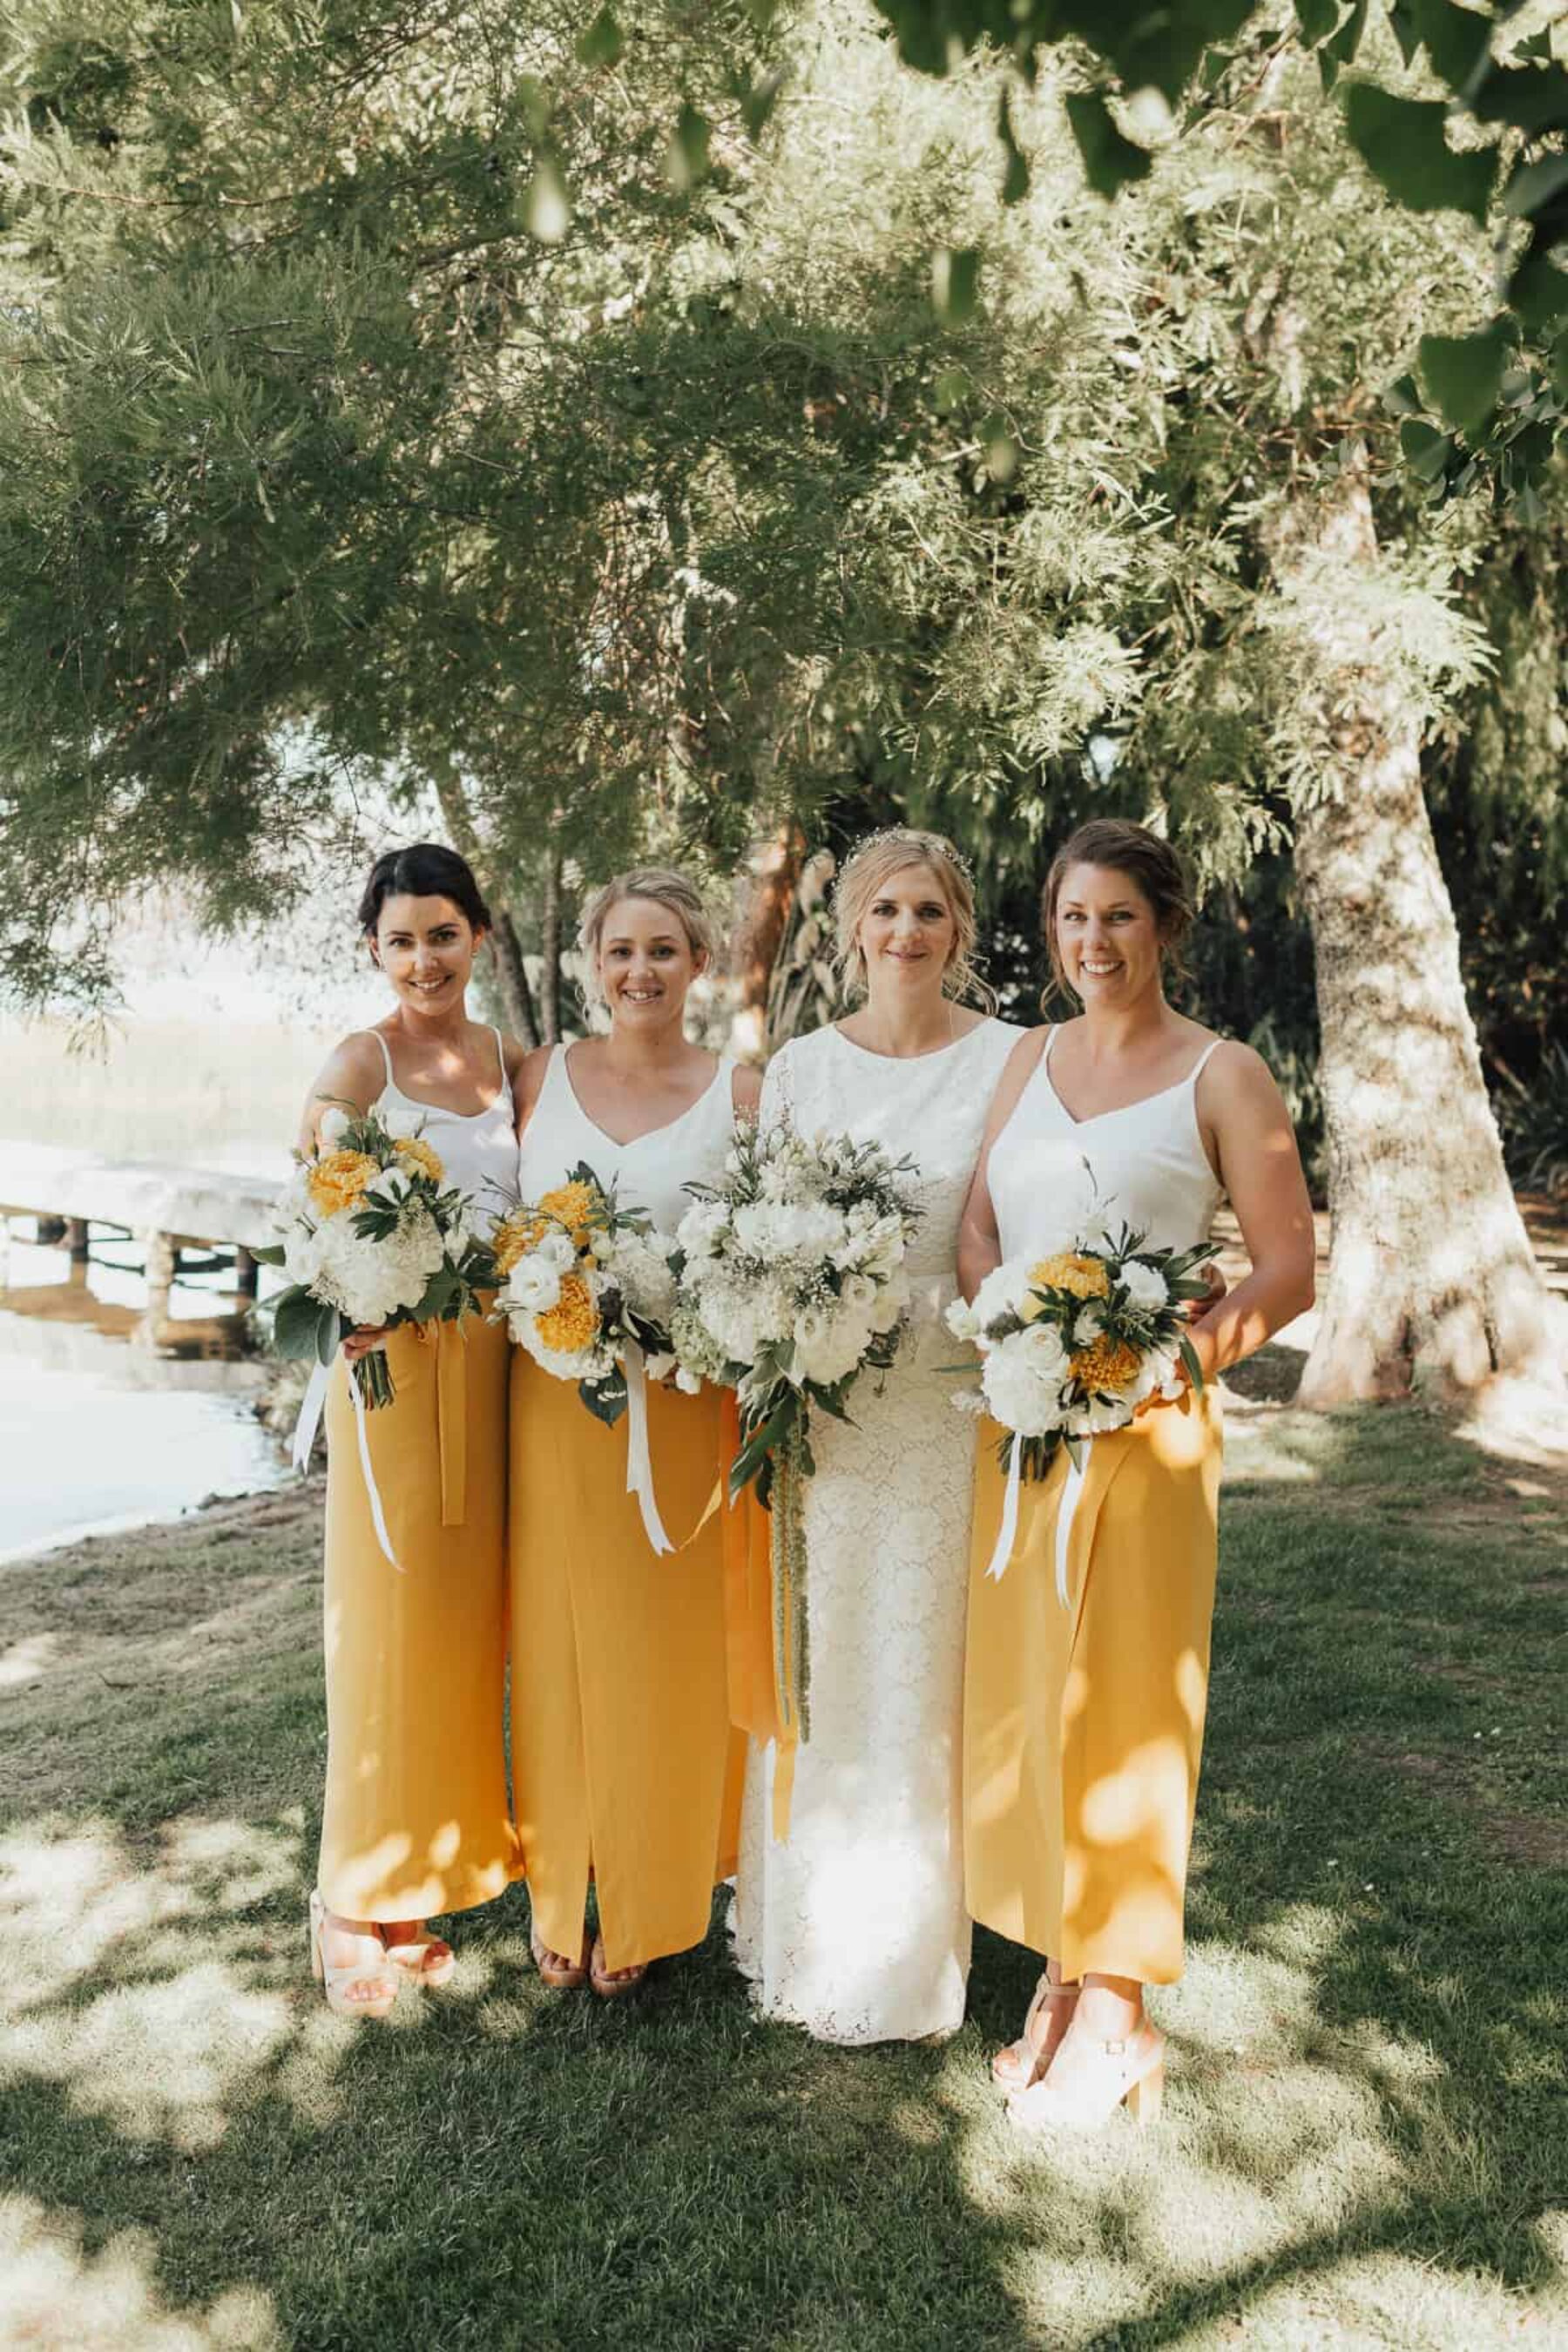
[317,1311,521,1921]
[508,1356,745,1974]
[963,1390,1222,1985]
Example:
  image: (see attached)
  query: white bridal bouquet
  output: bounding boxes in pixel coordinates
[946,1220,1213,1589]
[672,1118,923,1732]
[491,1165,686,1551]
[260,1102,494,1409]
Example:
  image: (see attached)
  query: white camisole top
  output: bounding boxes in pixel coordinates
[365,1028,520,1215]
[517,1044,739,1232]
[989,1027,1226,1259]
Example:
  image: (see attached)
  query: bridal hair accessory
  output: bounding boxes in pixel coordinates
[836,826,976,888]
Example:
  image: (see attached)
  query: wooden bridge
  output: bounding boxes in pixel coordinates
[0,1142,282,1355]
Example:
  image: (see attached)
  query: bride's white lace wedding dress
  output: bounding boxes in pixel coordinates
[732,1014,1023,2043]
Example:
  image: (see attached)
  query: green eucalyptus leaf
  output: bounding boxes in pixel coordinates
[1470,61,1568,134]
[1410,0,1490,94]
[1064,91,1151,201]
[1294,0,1338,45]
[666,101,712,190]
[1511,243,1568,335]
[576,6,624,68]
[1419,321,1510,435]
[932,246,980,325]
[315,1301,341,1368]
[1342,85,1497,223]
[1504,152,1568,219]
[1400,416,1456,481]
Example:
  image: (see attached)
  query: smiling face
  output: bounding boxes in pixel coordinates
[371,893,482,1014]
[855,862,958,1003]
[597,895,706,1031]
[1053,862,1167,1004]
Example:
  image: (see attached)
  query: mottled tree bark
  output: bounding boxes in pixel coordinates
[538,848,564,1045]
[432,767,540,1047]
[729,824,804,1060]
[1282,468,1551,1402]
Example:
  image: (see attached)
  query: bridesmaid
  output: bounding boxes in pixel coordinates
[509,867,759,1997]
[303,842,524,2017]
[957,818,1315,2129]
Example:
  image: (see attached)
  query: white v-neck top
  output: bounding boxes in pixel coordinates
[517,1044,738,1233]
[989,1027,1225,1256]
[366,1028,519,1214]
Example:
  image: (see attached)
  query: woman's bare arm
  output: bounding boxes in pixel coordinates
[955,1028,1051,1302]
[1186,1043,1316,1382]
[295,1033,385,1157]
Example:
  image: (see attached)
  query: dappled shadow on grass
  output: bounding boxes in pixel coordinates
[2,1410,1566,2348]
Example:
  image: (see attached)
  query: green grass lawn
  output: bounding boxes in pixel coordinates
[2,1390,1565,2349]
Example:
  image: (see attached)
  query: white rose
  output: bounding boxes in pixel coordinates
[366,1165,410,1206]
[506,1258,564,1315]
[945,1297,982,1345]
[1120,1259,1170,1312]
[318,1106,350,1147]
[793,1306,870,1387]
[974,1258,1033,1329]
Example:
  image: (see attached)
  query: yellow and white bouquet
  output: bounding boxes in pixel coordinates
[260,1101,492,1410]
[492,1163,685,1551]
[672,1118,922,1734]
[946,1220,1213,1589]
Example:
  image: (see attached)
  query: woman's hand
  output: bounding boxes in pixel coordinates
[341,1328,388,1363]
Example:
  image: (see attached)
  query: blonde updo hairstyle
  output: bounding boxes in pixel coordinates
[832,827,994,1010]
[1040,818,1194,1007]
[576,866,720,1014]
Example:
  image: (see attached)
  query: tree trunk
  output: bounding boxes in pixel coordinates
[538,846,564,1044]
[432,766,539,1046]
[729,824,805,1060]
[1281,466,1553,1403]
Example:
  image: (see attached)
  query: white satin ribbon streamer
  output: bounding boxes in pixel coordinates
[1054,1439,1092,1608]
[292,1358,330,1474]
[348,1369,402,1570]
[985,1434,1024,1582]
[622,1341,674,1557]
[290,1354,400,1570]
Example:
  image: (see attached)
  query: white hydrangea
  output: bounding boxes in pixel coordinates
[982,1327,1070,1437]
[792,1303,874,1387]
[309,1202,445,1326]
[973,1257,1034,1329]
[676,1200,728,1263]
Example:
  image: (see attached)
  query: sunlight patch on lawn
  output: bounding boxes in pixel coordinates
[7,1962,292,2152]
[1231,2247,1565,2345]
[1,1816,322,2149]
[0,2193,281,2348]
[0,1630,60,1688]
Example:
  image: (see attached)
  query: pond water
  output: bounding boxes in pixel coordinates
[0,1230,287,1565]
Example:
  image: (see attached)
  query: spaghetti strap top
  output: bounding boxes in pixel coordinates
[364,1027,520,1213]
[517,1044,739,1233]
[988,1028,1225,1258]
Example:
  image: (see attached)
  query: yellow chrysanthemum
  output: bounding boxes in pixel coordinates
[491,1210,551,1277]
[538,1179,598,1242]
[395,1136,444,1185]
[1070,1335,1143,1395]
[1030,1252,1111,1301]
[308,1149,380,1217]
[535,1273,598,1355]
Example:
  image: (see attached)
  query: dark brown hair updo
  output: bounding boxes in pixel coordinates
[357,842,491,937]
[1040,818,1194,1003]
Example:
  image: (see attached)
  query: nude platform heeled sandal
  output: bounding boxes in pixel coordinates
[992,1973,1082,2093]
[1005,2024,1166,2135]
[382,1925,457,1989]
[308,1890,397,2021]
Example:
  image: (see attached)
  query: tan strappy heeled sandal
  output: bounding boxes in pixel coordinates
[588,1935,647,2001]
[1006,2022,1166,2135]
[531,1920,591,1990]
[382,1923,457,1990]
[308,1891,397,2021]
[991,1971,1081,2092]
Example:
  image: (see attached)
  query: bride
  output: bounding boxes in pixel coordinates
[732,828,1024,2042]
